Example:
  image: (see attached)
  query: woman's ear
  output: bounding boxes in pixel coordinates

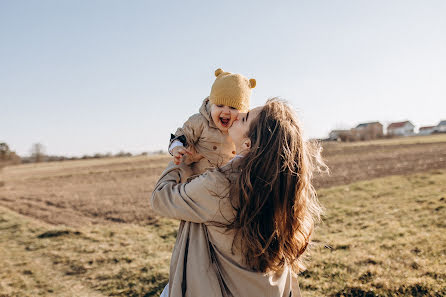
[242,138,251,151]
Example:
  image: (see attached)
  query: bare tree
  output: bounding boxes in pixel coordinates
[0,142,10,160]
[0,142,21,169]
[30,143,46,163]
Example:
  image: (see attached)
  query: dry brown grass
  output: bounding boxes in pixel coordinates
[0,206,176,296]
[0,135,446,297]
[0,137,446,296]
[302,170,446,296]
[1,169,445,296]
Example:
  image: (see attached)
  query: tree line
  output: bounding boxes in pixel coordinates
[0,142,165,168]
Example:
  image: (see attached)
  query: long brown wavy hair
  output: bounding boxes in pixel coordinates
[225,98,327,274]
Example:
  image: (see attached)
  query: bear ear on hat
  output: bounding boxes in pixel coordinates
[249,78,256,89]
[215,68,224,77]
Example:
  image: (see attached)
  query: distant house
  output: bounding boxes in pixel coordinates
[351,122,384,141]
[434,120,446,133]
[419,126,435,136]
[387,121,415,136]
[328,130,350,141]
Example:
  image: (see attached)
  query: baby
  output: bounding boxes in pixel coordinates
[169,68,256,180]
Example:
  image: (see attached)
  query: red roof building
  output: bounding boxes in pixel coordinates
[419,126,435,135]
[387,121,415,136]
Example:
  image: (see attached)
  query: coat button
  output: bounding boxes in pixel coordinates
[213,146,217,150]
[232,151,236,154]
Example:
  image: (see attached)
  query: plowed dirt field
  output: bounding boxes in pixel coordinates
[1,135,445,227]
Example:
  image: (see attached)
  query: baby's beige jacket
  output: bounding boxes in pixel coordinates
[171,98,236,177]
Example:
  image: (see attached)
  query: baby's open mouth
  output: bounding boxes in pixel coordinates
[220,117,230,127]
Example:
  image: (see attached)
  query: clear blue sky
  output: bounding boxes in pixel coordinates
[1,0,445,156]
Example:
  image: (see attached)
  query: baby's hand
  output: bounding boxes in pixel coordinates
[184,146,204,164]
[172,146,192,165]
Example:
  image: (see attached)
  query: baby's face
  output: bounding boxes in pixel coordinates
[210,104,239,133]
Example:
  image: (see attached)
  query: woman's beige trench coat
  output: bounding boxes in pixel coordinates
[150,160,301,297]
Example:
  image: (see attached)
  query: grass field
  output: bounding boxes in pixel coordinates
[0,208,176,297]
[302,170,446,296]
[1,169,444,296]
[1,135,446,296]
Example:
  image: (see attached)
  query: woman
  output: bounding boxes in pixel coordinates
[151,98,325,297]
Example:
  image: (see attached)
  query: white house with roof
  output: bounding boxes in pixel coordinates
[387,121,415,136]
[419,126,435,135]
[434,120,446,133]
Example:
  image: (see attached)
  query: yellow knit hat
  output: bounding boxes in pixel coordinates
[209,68,256,113]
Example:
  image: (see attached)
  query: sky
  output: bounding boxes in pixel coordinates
[1,0,445,157]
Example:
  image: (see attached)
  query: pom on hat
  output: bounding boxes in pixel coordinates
[249,78,256,89]
[215,68,224,77]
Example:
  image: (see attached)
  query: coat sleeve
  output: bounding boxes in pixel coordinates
[150,162,231,223]
[173,113,206,148]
